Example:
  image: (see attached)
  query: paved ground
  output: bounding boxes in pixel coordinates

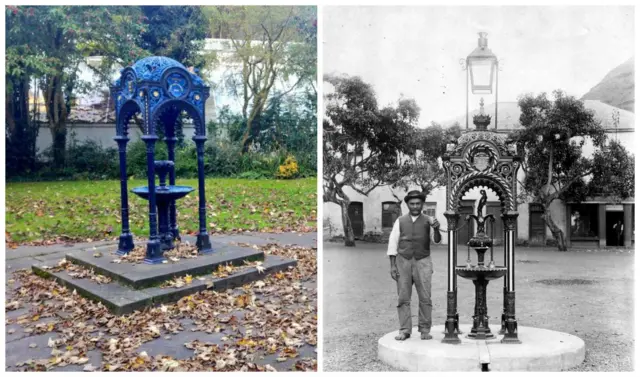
[323,241,634,372]
[5,232,317,372]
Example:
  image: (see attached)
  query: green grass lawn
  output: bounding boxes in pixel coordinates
[5,178,317,245]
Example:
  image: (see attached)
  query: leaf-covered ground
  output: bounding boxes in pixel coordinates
[6,243,317,372]
[5,178,317,246]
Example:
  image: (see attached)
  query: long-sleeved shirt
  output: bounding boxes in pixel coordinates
[387,215,436,256]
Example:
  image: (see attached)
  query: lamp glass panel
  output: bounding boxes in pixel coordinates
[469,59,495,93]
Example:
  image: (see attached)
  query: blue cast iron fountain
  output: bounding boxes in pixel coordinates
[110,56,214,264]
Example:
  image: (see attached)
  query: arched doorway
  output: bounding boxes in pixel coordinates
[348,202,364,239]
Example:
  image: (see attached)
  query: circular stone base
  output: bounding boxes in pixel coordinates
[378,324,585,371]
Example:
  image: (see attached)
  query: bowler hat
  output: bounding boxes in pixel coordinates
[404,190,426,203]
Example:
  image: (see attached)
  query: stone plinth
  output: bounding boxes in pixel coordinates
[32,242,296,315]
[378,324,585,371]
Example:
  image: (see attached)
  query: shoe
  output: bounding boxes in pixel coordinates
[421,333,433,340]
[394,333,411,341]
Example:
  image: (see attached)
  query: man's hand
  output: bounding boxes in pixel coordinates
[390,255,399,281]
[390,264,399,281]
[431,218,442,244]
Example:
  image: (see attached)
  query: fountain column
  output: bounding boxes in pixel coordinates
[193,133,213,254]
[142,134,163,264]
[115,133,134,255]
[499,225,508,334]
[501,211,521,343]
[442,211,461,344]
[166,135,180,240]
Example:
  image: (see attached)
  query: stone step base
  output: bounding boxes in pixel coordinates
[32,255,296,315]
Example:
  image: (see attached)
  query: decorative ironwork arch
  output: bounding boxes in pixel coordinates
[151,99,205,136]
[443,131,519,214]
[451,175,512,213]
[116,100,143,136]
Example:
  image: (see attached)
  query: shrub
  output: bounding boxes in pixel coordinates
[276,155,299,179]
[126,139,168,179]
[206,143,240,177]
[66,139,118,179]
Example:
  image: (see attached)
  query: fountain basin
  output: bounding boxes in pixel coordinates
[456,266,507,281]
[131,185,194,202]
[132,185,195,253]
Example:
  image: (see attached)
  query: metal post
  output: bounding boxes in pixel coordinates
[466,216,471,266]
[166,135,179,240]
[466,63,469,130]
[193,133,213,254]
[501,211,520,343]
[495,61,499,130]
[443,211,461,343]
[499,224,507,334]
[142,134,163,264]
[489,218,494,267]
[115,134,134,255]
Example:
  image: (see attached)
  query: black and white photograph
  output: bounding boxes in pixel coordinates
[322,6,634,372]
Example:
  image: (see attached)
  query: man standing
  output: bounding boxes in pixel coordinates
[388,190,441,341]
[613,220,624,246]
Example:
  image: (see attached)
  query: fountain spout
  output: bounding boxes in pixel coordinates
[154,160,175,188]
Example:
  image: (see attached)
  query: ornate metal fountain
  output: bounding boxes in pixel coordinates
[441,100,522,344]
[110,56,214,264]
[441,32,521,345]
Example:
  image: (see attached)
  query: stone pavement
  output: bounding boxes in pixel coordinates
[5,232,317,372]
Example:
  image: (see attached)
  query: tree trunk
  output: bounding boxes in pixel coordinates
[6,74,38,176]
[44,75,68,168]
[542,205,567,251]
[50,126,67,168]
[340,201,356,247]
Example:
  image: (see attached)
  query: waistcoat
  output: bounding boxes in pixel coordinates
[397,214,431,260]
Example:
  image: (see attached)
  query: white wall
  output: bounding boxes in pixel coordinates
[579,129,636,159]
[35,123,197,154]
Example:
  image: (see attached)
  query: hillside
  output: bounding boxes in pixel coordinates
[581,57,634,113]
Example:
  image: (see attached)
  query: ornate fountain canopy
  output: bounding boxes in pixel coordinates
[110,56,210,136]
[443,104,521,213]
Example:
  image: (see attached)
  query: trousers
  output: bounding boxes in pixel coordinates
[396,255,433,334]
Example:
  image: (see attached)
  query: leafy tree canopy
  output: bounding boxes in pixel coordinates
[323,74,416,246]
[512,89,607,250]
[589,139,635,201]
[203,6,317,152]
[139,6,213,70]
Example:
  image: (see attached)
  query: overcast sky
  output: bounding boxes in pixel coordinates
[324,6,634,126]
